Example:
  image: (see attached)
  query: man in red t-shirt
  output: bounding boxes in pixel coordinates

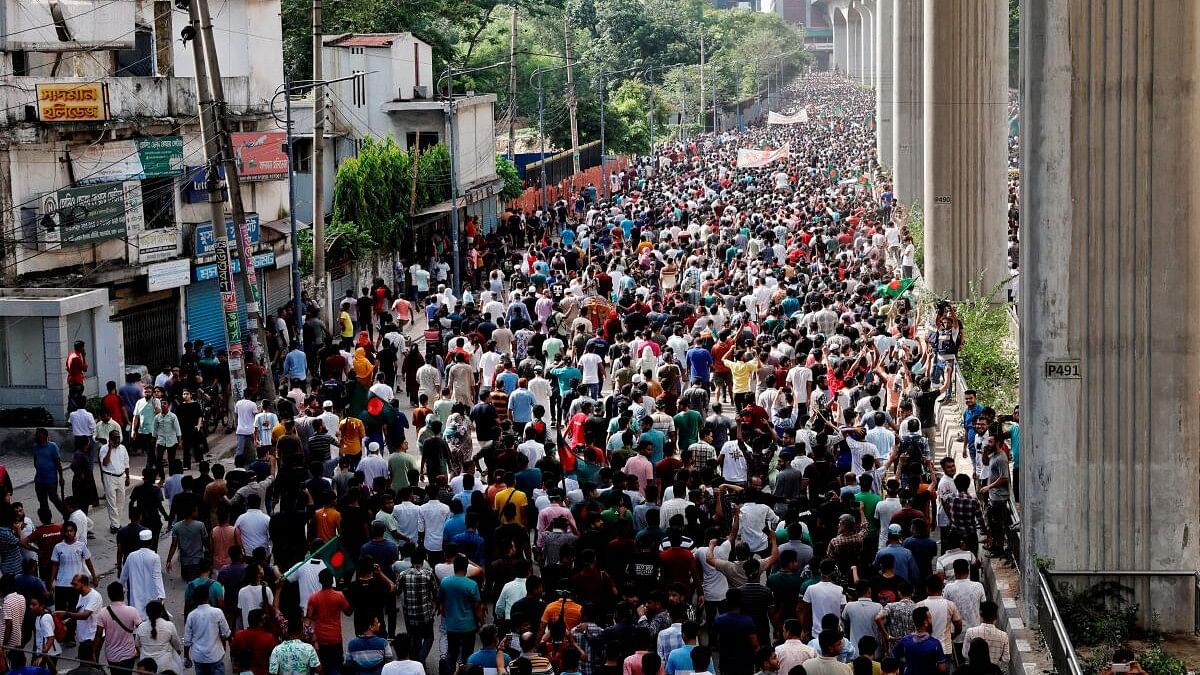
[66,341,88,405]
[229,608,279,675]
[305,569,351,675]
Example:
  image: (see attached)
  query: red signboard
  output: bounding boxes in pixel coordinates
[230,131,289,181]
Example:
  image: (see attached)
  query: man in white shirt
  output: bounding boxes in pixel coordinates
[873,481,903,547]
[234,494,272,556]
[119,530,165,619]
[58,574,103,652]
[943,559,986,660]
[99,430,130,534]
[718,440,748,485]
[737,496,780,556]
[578,350,605,399]
[233,393,259,466]
[417,492,452,558]
[916,576,964,656]
[800,560,846,637]
[865,414,896,466]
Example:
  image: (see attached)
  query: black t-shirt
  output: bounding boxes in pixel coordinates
[357,295,374,322]
[470,403,499,442]
[421,437,449,477]
[913,391,939,427]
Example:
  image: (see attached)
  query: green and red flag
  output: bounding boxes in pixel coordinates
[876,278,916,298]
[284,534,352,580]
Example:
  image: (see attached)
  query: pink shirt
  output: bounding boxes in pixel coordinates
[536,505,577,544]
[211,525,237,569]
[622,455,655,496]
[95,601,141,661]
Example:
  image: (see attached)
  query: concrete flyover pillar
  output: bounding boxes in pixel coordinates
[1020,0,1200,632]
[847,10,862,82]
[832,7,849,75]
[892,0,922,204]
[859,3,875,85]
[875,0,894,168]
[921,0,1007,300]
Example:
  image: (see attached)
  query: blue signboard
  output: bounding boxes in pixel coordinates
[193,213,261,257]
[183,165,227,204]
[193,251,276,282]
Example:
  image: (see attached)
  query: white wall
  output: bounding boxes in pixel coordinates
[453,99,496,188]
[172,0,283,107]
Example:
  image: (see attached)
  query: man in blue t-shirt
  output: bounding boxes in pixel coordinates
[466,624,510,675]
[686,346,713,385]
[439,557,482,665]
[31,429,64,516]
[893,607,948,675]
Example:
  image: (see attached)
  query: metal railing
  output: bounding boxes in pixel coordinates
[1037,568,1086,675]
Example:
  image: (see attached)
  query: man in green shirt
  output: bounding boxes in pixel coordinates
[672,399,703,452]
[854,474,883,546]
[389,442,418,491]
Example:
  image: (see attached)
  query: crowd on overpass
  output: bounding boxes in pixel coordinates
[22,72,1020,675]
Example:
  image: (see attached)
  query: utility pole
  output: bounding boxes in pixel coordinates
[184,0,246,400]
[648,83,655,149]
[698,32,705,134]
[536,70,547,213]
[711,62,717,133]
[311,0,328,325]
[507,5,518,161]
[599,73,606,200]
[442,68,465,297]
[563,11,580,174]
[196,0,276,401]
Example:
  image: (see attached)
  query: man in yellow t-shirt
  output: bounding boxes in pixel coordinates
[723,349,759,411]
[338,415,365,468]
[339,305,354,340]
[493,473,529,526]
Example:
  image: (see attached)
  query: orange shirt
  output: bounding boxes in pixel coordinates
[314,507,341,542]
[306,588,350,646]
[339,417,365,456]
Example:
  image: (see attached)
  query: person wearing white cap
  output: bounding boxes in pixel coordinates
[318,401,339,440]
[359,442,388,488]
[119,529,165,620]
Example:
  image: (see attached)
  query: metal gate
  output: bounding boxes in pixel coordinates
[117,295,180,373]
[265,267,294,319]
[330,264,357,304]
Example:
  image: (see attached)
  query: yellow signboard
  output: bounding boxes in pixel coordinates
[35,83,109,123]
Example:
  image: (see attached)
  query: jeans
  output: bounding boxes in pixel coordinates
[445,630,476,666]
[194,660,226,675]
[408,620,435,663]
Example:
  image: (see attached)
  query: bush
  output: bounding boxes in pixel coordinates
[0,407,55,427]
[1137,643,1188,675]
[1055,581,1138,648]
[956,283,1019,412]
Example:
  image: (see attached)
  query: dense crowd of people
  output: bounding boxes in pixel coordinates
[18,73,1021,675]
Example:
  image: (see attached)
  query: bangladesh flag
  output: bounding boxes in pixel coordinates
[827,165,840,181]
[864,114,876,131]
[284,535,353,580]
[877,278,916,298]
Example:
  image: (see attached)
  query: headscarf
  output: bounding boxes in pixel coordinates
[353,347,374,387]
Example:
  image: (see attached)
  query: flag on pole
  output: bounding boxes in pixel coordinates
[876,278,916,298]
[283,535,352,580]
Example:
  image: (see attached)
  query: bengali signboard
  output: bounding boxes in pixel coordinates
[42,181,140,246]
[767,109,808,125]
[230,132,289,181]
[146,258,191,291]
[194,213,261,257]
[72,137,184,184]
[36,82,109,122]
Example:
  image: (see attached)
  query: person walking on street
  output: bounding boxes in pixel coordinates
[306,570,352,675]
[182,586,231,675]
[99,431,130,534]
[32,428,65,517]
[94,582,142,675]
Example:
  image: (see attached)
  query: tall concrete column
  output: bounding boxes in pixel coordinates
[832,8,848,75]
[848,11,862,82]
[921,0,1007,300]
[1020,0,1200,632]
[860,5,875,85]
[892,0,922,204]
[875,0,894,167]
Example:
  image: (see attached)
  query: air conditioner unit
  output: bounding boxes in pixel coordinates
[412,85,429,99]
